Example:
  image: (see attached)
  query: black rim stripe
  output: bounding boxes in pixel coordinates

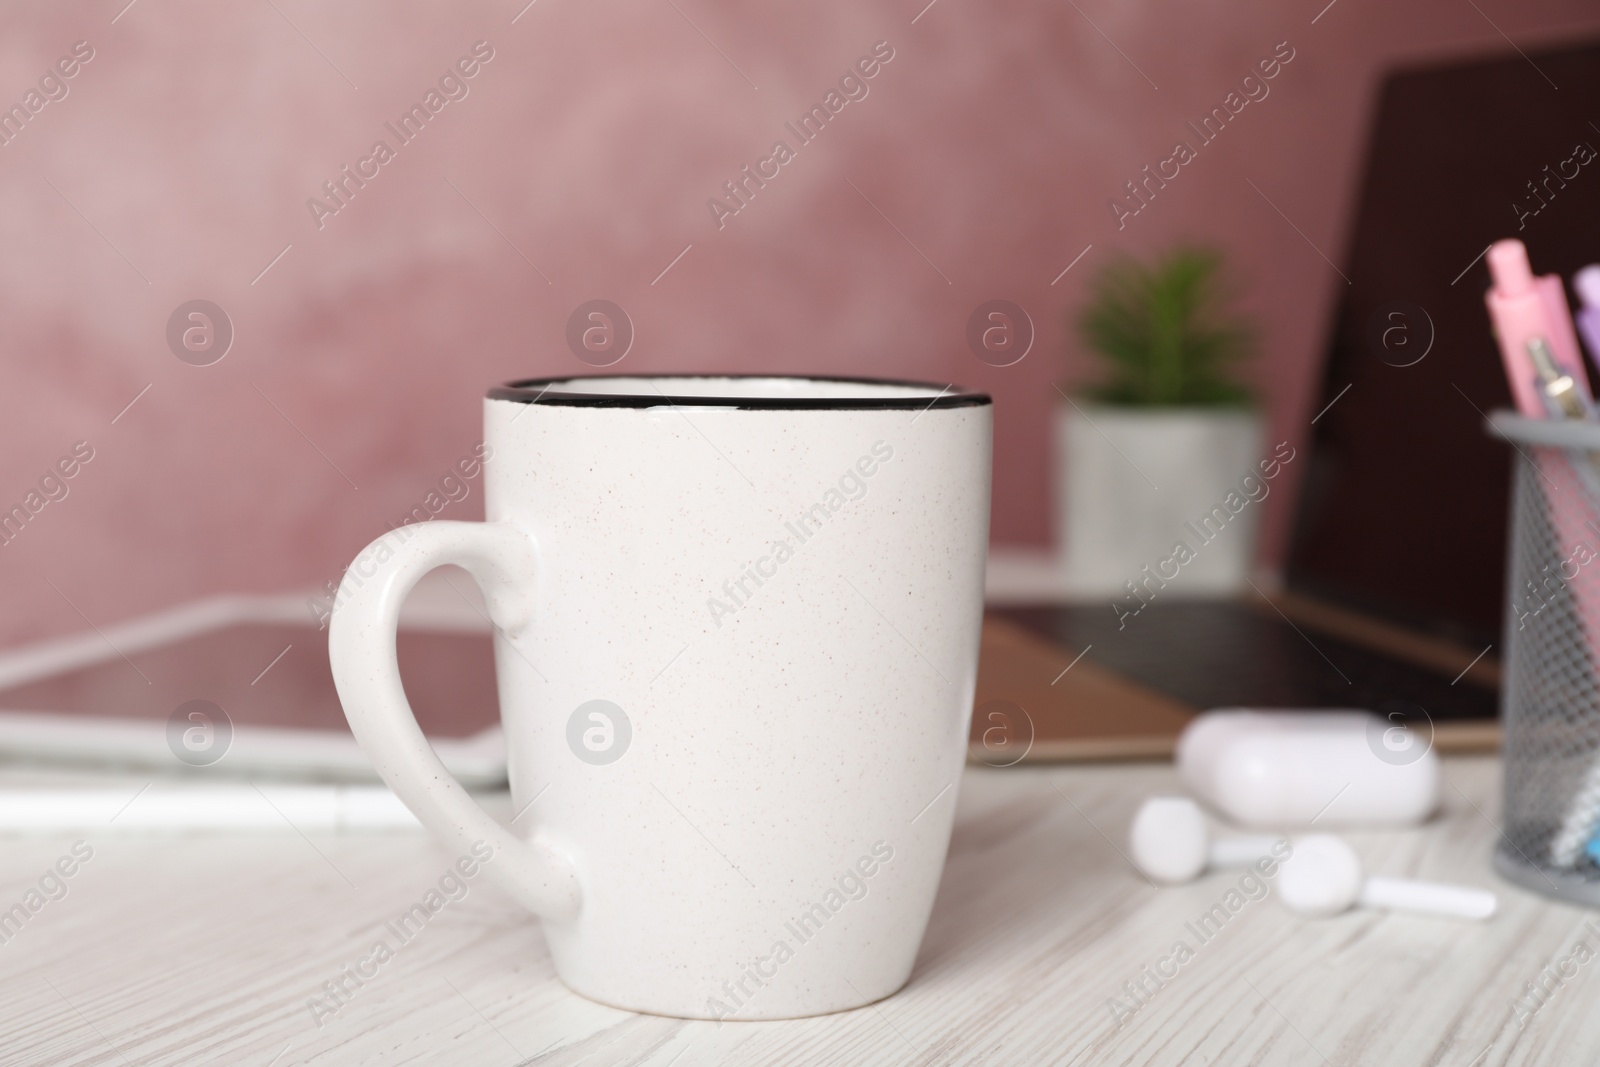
[486,374,991,410]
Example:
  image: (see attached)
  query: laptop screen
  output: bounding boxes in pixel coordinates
[1287,37,1600,648]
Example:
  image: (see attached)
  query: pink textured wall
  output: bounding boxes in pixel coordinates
[0,0,1594,647]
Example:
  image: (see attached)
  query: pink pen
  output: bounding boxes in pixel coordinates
[1575,265,1600,371]
[1485,239,1592,418]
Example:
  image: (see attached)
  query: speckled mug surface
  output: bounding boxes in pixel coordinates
[330,375,992,1019]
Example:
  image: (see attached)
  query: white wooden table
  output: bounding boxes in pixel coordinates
[4,756,1594,1066]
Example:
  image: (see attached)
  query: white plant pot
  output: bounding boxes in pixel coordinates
[1056,404,1267,598]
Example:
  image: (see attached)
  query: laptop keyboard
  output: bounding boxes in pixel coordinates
[999,601,1498,722]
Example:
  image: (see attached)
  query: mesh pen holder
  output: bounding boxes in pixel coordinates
[1492,410,1600,905]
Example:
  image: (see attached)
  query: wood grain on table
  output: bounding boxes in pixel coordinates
[1,757,1590,1066]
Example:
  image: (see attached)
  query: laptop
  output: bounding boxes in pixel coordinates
[973,36,1600,762]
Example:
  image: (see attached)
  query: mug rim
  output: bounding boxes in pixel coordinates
[487,374,992,411]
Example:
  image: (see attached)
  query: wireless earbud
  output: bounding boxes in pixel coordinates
[1128,796,1284,884]
[1277,834,1497,920]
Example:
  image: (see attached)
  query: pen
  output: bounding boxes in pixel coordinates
[1575,265,1600,371]
[1485,239,1592,418]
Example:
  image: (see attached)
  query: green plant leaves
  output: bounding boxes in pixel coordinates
[1077,247,1256,407]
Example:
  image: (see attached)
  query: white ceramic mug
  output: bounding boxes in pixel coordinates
[329,375,992,1019]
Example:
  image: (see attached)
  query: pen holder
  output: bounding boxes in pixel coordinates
[1490,411,1600,905]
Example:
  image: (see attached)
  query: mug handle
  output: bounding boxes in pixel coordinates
[328,520,581,922]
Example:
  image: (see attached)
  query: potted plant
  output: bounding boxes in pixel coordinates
[1058,247,1267,601]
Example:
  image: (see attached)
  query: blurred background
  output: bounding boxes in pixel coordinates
[1,0,1597,650]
